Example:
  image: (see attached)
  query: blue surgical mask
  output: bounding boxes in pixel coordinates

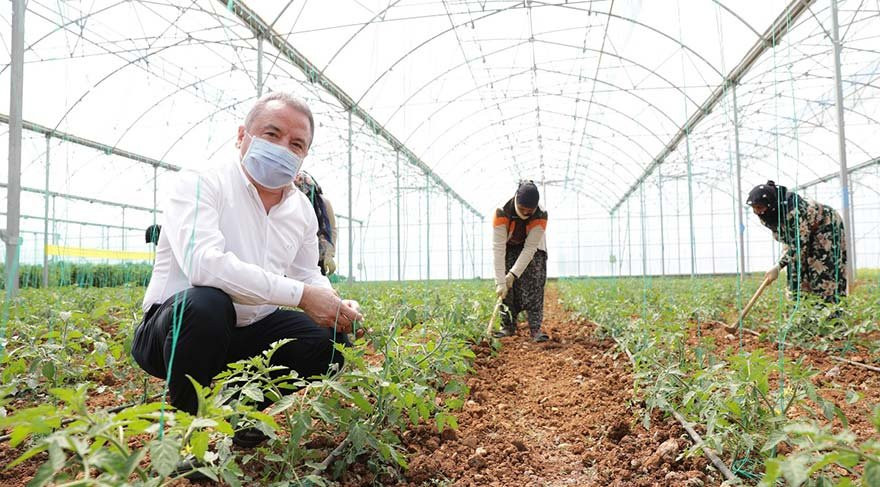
[241,133,303,189]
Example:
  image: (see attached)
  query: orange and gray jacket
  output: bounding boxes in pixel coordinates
[492,198,547,286]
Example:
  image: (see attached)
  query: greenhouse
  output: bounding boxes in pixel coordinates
[0,0,878,485]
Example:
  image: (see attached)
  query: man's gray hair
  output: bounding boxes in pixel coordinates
[244,92,315,146]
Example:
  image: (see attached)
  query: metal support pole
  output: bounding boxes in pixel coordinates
[446,191,451,281]
[640,185,647,276]
[121,207,126,251]
[733,85,746,281]
[347,110,353,281]
[460,203,464,279]
[658,168,666,276]
[418,189,422,280]
[576,194,581,277]
[710,188,716,274]
[610,210,615,277]
[256,35,263,97]
[52,196,56,245]
[152,166,158,225]
[480,217,484,279]
[676,179,682,274]
[4,0,25,295]
[686,143,696,277]
[42,136,50,288]
[627,198,632,276]
[426,174,430,281]
[830,0,855,287]
[849,179,856,272]
[616,210,622,277]
[388,195,393,281]
[395,151,401,281]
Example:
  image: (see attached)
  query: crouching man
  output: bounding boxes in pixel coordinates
[132,92,363,451]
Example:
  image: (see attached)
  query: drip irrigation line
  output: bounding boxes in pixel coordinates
[611,336,739,484]
[311,436,350,477]
[666,405,741,484]
[0,393,163,444]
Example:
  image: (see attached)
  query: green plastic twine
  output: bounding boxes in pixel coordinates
[776,10,805,426]
[159,176,202,438]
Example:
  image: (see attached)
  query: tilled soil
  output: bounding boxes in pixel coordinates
[2,288,723,486]
[400,288,716,486]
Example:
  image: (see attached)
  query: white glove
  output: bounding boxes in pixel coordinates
[505,272,516,289]
[495,283,508,299]
[765,264,781,283]
[323,256,336,275]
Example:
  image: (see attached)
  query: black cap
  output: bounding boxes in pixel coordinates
[747,180,780,207]
[516,180,540,208]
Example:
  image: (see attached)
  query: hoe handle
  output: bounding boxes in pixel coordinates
[485,297,503,337]
[735,275,773,326]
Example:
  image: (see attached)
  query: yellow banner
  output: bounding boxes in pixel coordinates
[46,245,154,261]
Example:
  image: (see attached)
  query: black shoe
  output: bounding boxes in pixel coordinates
[233,427,269,448]
[530,331,549,343]
[492,328,516,338]
[171,456,210,481]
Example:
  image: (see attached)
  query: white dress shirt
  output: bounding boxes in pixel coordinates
[142,158,332,326]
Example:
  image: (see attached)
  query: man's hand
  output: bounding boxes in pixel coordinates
[495,283,508,299]
[765,264,781,283]
[300,285,364,333]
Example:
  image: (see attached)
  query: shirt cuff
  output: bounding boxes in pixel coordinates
[271,278,305,307]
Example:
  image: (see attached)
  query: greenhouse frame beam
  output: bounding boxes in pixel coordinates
[333,213,363,225]
[0,114,181,172]
[610,0,814,213]
[0,183,159,214]
[223,0,481,218]
[2,212,142,233]
[795,156,880,190]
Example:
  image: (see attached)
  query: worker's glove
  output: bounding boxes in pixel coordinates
[323,256,336,276]
[495,283,508,300]
[505,272,516,289]
[765,264,781,283]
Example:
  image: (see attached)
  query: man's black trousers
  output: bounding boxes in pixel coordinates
[131,287,346,414]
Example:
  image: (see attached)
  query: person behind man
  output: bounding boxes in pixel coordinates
[492,180,550,342]
[131,92,364,450]
[746,180,847,303]
[294,172,337,276]
[144,224,161,245]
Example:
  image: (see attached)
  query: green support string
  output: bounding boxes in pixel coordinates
[159,177,201,437]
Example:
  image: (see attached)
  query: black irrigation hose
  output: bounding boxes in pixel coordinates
[0,393,163,444]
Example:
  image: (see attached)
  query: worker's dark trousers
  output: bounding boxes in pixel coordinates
[132,287,347,414]
[500,247,547,334]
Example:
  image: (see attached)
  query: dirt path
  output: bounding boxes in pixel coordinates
[401,285,715,487]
